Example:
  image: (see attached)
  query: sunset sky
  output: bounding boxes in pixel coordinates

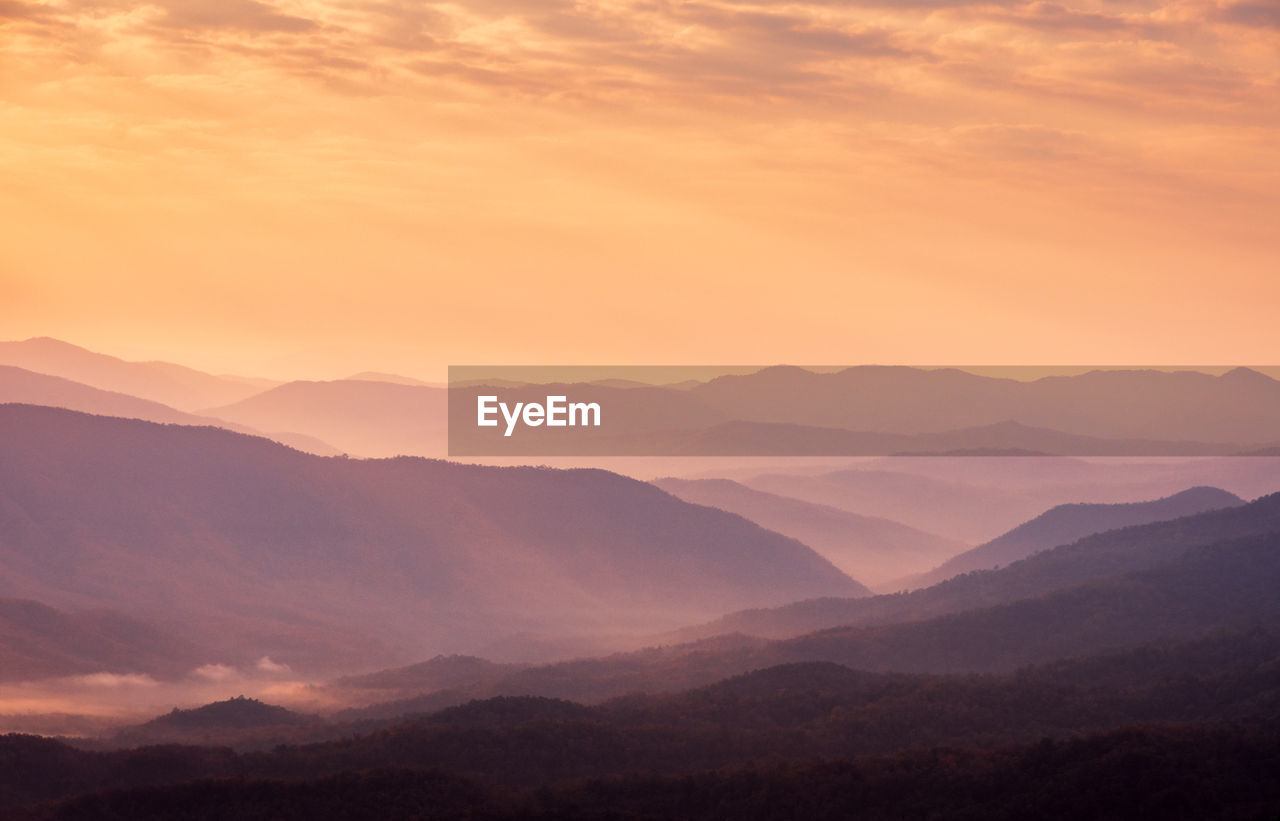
[1,0,1276,379]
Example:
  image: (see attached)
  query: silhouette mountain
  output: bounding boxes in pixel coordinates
[899,486,1244,589]
[141,696,311,731]
[652,477,968,586]
[0,337,275,411]
[0,404,864,671]
[100,696,324,751]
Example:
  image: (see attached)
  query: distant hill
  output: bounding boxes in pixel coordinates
[900,486,1244,589]
[689,365,1280,446]
[664,489,1280,644]
[11,628,1280,816]
[102,696,324,751]
[338,528,1280,709]
[0,337,274,410]
[140,696,310,731]
[765,532,1280,674]
[653,477,968,586]
[744,468,1057,542]
[0,405,864,671]
[0,366,337,455]
[344,371,438,387]
[335,654,522,695]
[202,379,450,457]
[448,366,1280,456]
[0,598,206,682]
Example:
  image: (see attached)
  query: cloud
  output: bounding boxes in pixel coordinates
[0,0,52,21]
[192,663,238,681]
[68,672,160,688]
[256,656,291,674]
[154,0,317,33]
[1216,1,1280,29]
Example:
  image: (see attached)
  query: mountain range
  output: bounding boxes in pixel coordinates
[0,403,865,673]
[652,477,968,586]
[0,338,275,410]
[898,485,1243,589]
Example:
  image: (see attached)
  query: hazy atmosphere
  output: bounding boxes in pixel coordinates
[2,1,1278,818]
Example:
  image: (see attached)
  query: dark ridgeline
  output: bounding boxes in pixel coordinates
[6,624,1280,818]
[0,404,865,676]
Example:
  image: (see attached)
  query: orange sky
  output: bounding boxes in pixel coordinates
[1,0,1276,380]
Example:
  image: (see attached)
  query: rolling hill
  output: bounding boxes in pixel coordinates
[202,379,450,458]
[0,365,337,455]
[0,404,865,672]
[0,337,274,410]
[652,477,968,586]
[661,488,1280,644]
[0,598,207,682]
[899,486,1244,589]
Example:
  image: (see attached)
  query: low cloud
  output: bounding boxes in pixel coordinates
[68,672,160,688]
[192,663,239,681]
[256,656,291,674]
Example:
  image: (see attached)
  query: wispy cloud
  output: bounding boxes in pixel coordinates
[2,0,1276,367]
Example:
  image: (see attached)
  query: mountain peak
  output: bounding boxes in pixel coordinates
[143,696,310,730]
[1221,366,1274,383]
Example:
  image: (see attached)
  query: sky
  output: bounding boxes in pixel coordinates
[1,0,1277,380]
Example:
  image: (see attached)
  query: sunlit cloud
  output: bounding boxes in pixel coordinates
[68,672,160,688]
[256,656,292,674]
[1,0,1276,372]
[191,663,238,681]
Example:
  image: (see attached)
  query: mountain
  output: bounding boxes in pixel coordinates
[100,696,325,750]
[0,598,206,682]
[335,527,1280,709]
[744,468,1057,542]
[664,489,1280,644]
[9,626,1280,817]
[202,379,450,457]
[344,371,438,387]
[612,418,1237,457]
[0,365,337,455]
[10,722,1280,819]
[765,532,1280,674]
[0,404,864,671]
[0,338,275,411]
[139,696,310,731]
[688,365,1280,446]
[652,477,968,586]
[0,365,215,426]
[900,486,1244,589]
